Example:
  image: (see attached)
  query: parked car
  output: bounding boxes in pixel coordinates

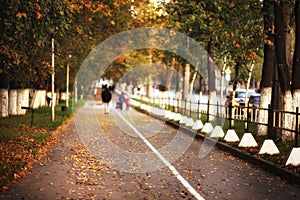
[248,94,261,119]
[248,94,261,108]
[226,89,257,107]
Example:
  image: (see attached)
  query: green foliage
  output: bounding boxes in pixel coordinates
[0,0,71,89]
[0,0,134,90]
[164,0,264,83]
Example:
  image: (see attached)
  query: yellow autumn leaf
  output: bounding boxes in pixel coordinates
[16,12,27,19]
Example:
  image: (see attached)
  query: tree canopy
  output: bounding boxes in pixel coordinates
[0,0,299,97]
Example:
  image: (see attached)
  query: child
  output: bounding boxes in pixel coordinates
[125,97,130,110]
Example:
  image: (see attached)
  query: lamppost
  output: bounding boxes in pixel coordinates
[50,31,55,122]
[74,78,78,104]
[66,54,71,108]
[225,67,231,96]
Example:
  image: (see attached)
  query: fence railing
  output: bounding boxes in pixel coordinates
[133,95,300,147]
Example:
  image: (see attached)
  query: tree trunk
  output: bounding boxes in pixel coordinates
[164,67,174,92]
[220,55,227,105]
[176,64,182,93]
[207,41,216,93]
[183,63,190,100]
[257,0,275,136]
[9,89,18,115]
[0,73,9,117]
[282,91,294,141]
[189,71,197,98]
[31,90,47,108]
[281,0,293,69]
[0,89,9,117]
[257,87,272,136]
[207,40,216,120]
[274,2,293,141]
[245,62,255,103]
[146,74,152,98]
[17,89,29,115]
[270,59,282,139]
[292,0,300,109]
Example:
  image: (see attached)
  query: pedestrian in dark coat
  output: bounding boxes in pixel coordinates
[101,85,112,114]
[119,92,126,110]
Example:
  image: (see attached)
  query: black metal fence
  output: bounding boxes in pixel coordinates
[135,95,300,147]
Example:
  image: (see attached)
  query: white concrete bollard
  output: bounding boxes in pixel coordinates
[224,129,240,142]
[164,110,171,119]
[259,139,280,155]
[192,120,203,130]
[179,116,188,124]
[168,112,176,120]
[210,126,225,138]
[201,122,214,134]
[185,118,195,127]
[238,133,258,147]
[173,113,182,122]
[285,147,300,166]
[157,109,165,116]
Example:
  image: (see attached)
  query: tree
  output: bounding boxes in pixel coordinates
[292,0,300,108]
[257,0,276,136]
[273,1,294,141]
[0,0,70,89]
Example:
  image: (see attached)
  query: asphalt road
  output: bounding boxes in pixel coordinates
[1,99,300,200]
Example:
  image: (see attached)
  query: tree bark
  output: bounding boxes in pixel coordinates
[281,0,293,69]
[207,40,216,120]
[17,89,29,115]
[0,89,8,117]
[220,55,227,106]
[8,89,18,115]
[292,0,300,108]
[164,67,174,92]
[32,90,48,108]
[274,1,293,141]
[146,74,152,98]
[176,64,182,93]
[183,63,190,100]
[189,70,197,98]
[257,0,275,136]
[207,40,216,93]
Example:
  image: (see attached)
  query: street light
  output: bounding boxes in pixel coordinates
[66,54,71,108]
[50,31,55,122]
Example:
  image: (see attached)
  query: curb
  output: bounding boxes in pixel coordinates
[176,122,300,185]
[137,108,300,185]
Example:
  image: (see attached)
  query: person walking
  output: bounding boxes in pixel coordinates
[119,92,126,110]
[125,96,130,110]
[101,85,112,114]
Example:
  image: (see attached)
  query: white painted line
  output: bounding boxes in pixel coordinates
[114,110,205,200]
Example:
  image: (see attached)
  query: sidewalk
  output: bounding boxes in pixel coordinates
[1,98,300,199]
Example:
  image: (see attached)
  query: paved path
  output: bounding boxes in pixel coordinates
[1,98,300,200]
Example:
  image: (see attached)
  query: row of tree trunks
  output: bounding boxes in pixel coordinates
[0,89,52,118]
[259,0,300,141]
[0,89,29,117]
